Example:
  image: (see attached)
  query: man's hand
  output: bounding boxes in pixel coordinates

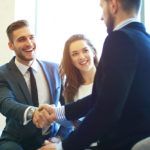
[32,104,57,128]
[38,141,57,150]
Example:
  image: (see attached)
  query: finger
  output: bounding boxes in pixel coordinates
[38,107,56,124]
[38,104,51,112]
[43,140,50,145]
[33,110,47,128]
[39,104,56,116]
[38,143,56,150]
[37,110,52,128]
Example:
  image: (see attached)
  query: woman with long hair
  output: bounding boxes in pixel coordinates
[59,34,99,149]
[60,34,98,104]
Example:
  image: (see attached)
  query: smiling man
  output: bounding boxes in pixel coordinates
[0,20,68,150]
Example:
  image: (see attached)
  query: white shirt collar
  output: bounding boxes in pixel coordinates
[15,58,39,75]
[31,59,39,72]
[114,18,139,31]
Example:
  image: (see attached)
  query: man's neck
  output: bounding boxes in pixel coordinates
[114,9,138,30]
[114,17,138,31]
[16,57,34,66]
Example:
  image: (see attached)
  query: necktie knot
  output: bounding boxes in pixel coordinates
[28,67,32,72]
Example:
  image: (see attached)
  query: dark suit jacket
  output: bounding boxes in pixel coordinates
[0,57,61,147]
[62,22,150,150]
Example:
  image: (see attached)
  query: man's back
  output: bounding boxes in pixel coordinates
[95,22,150,150]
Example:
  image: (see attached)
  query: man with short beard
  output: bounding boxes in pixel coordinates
[0,20,68,150]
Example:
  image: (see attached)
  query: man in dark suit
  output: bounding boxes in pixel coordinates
[0,20,67,150]
[38,0,150,150]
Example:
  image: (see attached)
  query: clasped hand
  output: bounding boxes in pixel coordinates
[32,104,56,128]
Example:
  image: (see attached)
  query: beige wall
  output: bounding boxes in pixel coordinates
[0,0,15,131]
[0,0,15,65]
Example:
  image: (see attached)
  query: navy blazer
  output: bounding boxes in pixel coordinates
[62,22,150,150]
[0,57,61,145]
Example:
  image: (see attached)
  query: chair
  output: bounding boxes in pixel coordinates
[0,113,6,137]
[131,137,150,150]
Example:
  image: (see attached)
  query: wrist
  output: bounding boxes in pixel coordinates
[55,106,66,121]
[27,107,37,120]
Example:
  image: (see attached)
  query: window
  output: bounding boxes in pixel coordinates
[144,0,150,33]
[15,0,148,63]
[15,0,107,63]
[15,0,36,33]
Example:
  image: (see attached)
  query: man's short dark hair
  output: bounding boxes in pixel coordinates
[120,0,141,13]
[105,0,141,14]
[6,20,29,42]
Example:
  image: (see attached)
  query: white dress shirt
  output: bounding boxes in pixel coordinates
[15,58,51,125]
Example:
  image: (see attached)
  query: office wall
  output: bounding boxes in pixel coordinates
[0,0,15,65]
[0,0,15,132]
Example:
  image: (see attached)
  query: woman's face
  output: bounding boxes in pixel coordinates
[69,40,95,73]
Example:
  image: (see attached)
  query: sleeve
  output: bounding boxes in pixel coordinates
[0,71,29,124]
[65,95,93,120]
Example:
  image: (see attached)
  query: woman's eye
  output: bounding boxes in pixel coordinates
[72,53,78,56]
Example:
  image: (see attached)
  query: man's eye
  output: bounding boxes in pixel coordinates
[18,38,26,42]
[30,35,35,40]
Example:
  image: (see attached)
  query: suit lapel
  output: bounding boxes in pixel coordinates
[39,61,54,104]
[8,58,32,104]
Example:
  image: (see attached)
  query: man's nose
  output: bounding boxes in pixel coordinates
[26,38,33,46]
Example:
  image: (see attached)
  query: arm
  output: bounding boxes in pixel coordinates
[0,71,28,124]
[65,94,93,120]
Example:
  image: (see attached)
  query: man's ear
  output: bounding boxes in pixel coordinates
[110,0,119,14]
[8,41,14,50]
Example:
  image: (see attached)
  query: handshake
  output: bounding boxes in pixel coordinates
[32,104,57,128]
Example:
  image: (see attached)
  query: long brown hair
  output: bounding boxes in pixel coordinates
[60,34,99,103]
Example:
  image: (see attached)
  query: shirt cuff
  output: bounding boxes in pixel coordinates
[23,106,32,125]
[56,141,63,150]
[23,106,37,125]
[55,106,66,121]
